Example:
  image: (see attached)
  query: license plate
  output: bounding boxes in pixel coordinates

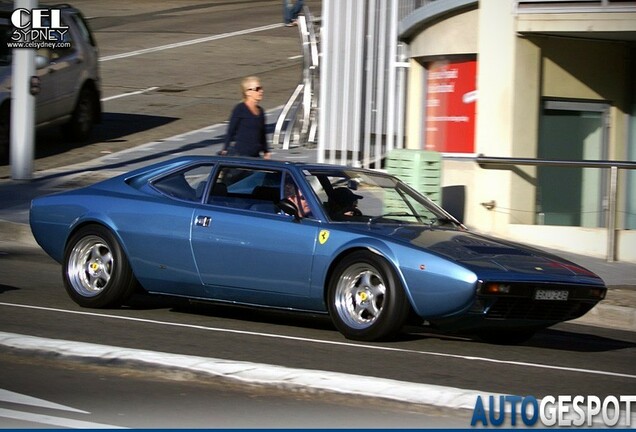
[534,289,569,301]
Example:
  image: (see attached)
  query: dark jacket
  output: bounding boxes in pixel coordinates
[223,102,268,157]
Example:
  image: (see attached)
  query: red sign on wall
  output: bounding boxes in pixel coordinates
[424,60,477,153]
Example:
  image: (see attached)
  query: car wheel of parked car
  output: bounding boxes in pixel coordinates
[63,225,137,308]
[65,86,96,142]
[328,251,410,341]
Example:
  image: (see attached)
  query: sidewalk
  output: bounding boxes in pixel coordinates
[1,116,635,332]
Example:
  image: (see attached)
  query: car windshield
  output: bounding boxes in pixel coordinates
[303,168,458,227]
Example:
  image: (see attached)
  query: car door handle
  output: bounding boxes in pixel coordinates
[195,215,212,227]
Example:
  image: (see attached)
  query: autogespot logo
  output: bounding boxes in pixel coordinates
[471,395,636,427]
[8,8,71,50]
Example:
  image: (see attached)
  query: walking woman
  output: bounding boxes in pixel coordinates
[220,76,271,159]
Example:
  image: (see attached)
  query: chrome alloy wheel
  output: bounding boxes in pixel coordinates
[333,263,386,330]
[66,235,114,297]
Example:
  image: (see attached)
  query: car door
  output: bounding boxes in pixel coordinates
[38,14,83,121]
[190,165,319,307]
[128,163,216,296]
[33,48,59,124]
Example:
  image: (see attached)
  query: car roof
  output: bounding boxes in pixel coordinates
[160,155,386,174]
[120,155,393,186]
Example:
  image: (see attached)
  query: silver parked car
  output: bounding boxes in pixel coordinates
[0,3,101,162]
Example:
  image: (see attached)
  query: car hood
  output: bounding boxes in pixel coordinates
[359,225,604,283]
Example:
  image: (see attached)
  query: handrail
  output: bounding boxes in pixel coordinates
[476,155,636,262]
[477,155,636,170]
[272,7,319,149]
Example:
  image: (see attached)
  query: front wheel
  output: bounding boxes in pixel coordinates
[63,225,137,308]
[327,251,410,341]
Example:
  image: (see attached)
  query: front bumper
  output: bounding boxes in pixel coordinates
[429,281,607,332]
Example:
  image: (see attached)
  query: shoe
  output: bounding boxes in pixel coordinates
[285,22,294,27]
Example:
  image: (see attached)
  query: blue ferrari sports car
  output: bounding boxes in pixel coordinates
[29,156,606,343]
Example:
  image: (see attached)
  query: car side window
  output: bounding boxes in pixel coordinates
[152,164,214,202]
[207,166,283,214]
[42,15,76,60]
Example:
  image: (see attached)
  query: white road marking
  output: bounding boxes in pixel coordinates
[101,87,159,102]
[1,302,634,381]
[0,408,126,429]
[98,23,295,103]
[99,23,284,62]
[0,389,87,413]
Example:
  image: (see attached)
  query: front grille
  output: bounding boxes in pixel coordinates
[485,297,596,321]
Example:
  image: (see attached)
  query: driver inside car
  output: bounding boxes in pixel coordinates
[328,187,363,220]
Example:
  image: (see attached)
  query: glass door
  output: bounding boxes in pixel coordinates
[536,100,609,227]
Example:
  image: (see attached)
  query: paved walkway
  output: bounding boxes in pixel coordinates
[1,114,635,332]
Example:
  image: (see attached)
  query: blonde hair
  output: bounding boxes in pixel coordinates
[241,76,261,100]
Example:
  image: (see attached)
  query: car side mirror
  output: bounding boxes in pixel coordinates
[35,55,49,69]
[277,198,301,222]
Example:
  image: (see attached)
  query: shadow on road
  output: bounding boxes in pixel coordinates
[35,112,179,158]
[522,327,636,352]
[0,112,178,167]
[123,292,636,352]
[125,291,336,333]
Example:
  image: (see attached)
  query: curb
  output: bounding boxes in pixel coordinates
[1,331,634,427]
[0,331,490,412]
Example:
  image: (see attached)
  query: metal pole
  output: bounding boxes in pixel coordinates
[385,0,398,156]
[607,165,618,262]
[317,0,331,163]
[10,0,38,180]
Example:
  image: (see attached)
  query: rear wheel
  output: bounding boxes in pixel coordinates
[327,251,410,341]
[63,225,137,308]
[64,86,96,142]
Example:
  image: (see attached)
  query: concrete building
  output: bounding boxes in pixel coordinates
[399,0,635,262]
[317,0,636,262]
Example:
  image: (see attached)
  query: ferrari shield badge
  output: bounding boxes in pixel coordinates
[318,229,330,245]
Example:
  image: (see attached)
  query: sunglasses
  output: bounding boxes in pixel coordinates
[248,86,263,92]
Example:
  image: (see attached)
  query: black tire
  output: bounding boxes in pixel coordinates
[327,251,410,341]
[64,86,96,142]
[63,225,137,308]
